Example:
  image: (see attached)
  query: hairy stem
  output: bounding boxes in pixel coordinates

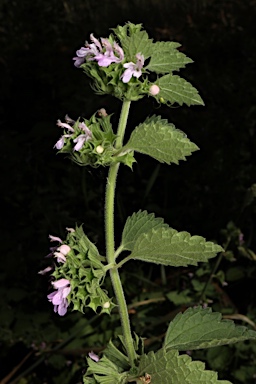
[105,100,136,365]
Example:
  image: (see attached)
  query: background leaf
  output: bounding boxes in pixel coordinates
[135,348,231,384]
[156,74,204,106]
[164,306,256,350]
[124,115,199,164]
[128,227,223,266]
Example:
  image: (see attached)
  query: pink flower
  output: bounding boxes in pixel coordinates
[73,34,124,68]
[54,252,66,263]
[73,125,92,151]
[58,244,71,255]
[66,227,75,233]
[54,134,72,150]
[54,118,76,150]
[78,122,92,136]
[89,351,100,362]
[121,53,144,83]
[38,266,53,275]
[49,235,62,243]
[56,119,74,132]
[47,279,71,316]
[54,244,71,263]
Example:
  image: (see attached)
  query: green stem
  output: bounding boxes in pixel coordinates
[105,100,136,366]
[115,100,131,149]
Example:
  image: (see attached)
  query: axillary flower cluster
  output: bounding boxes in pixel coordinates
[39,227,115,316]
[53,110,135,168]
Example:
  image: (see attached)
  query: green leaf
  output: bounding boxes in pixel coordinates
[133,348,232,383]
[124,31,153,60]
[124,115,199,165]
[152,41,182,50]
[113,22,153,60]
[128,227,223,267]
[147,42,193,74]
[121,210,168,251]
[85,356,128,384]
[156,74,204,106]
[164,306,256,350]
[104,340,130,371]
[166,290,192,305]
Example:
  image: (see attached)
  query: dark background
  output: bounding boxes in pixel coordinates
[1,0,256,383]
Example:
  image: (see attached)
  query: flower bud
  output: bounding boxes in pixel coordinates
[98,108,108,117]
[66,227,75,233]
[96,145,104,154]
[103,301,110,309]
[149,84,160,96]
[89,351,100,362]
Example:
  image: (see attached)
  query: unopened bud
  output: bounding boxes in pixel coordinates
[89,351,100,362]
[149,84,160,96]
[103,301,110,309]
[66,227,75,233]
[96,145,104,154]
[98,108,108,117]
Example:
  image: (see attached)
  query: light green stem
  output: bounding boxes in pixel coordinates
[105,100,137,365]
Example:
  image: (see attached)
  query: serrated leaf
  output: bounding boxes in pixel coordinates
[147,42,193,74]
[113,23,153,60]
[121,210,168,251]
[152,41,182,50]
[123,31,153,60]
[124,115,199,165]
[164,306,256,350]
[128,227,223,267]
[157,74,204,106]
[133,348,231,384]
[147,51,193,74]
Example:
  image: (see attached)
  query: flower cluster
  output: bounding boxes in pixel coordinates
[54,116,92,152]
[54,112,135,168]
[71,23,167,102]
[73,33,146,91]
[73,34,124,68]
[40,226,115,316]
